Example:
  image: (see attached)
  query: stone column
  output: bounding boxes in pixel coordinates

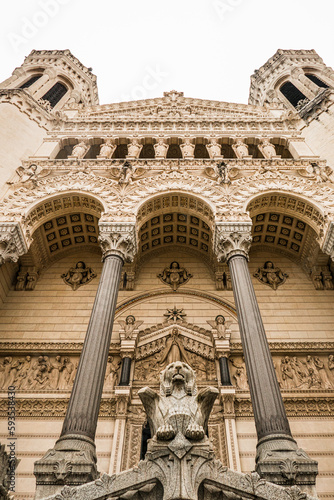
[34,223,136,500]
[119,356,132,386]
[219,356,232,386]
[215,222,318,494]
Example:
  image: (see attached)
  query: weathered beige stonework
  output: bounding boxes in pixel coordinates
[0,49,334,499]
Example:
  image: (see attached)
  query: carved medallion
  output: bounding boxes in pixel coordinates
[157,261,192,291]
[253,261,288,290]
[61,261,97,291]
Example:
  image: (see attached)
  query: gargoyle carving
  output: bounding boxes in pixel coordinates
[138,361,218,442]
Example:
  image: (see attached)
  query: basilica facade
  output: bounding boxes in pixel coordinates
[0,49,333,499]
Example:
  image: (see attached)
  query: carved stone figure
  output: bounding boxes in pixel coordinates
[118,161,136,184]
[98,139,116,159]
[71,141,88,159]
[31,356,51,389]
[254,261,288,290]
[159,328,191,367]
[206,138,222,159]
[104,356,121,389]
[127,138,142,158]
[230,358,248,390]
[61,261,97,291]
[50,356,64,390]
[118,315,143,339]
[59,357,74,390]
[16,356,32,389]
[207,315,229,339]
[157,261,192,291]
[180,138,195,158]
[233,138,249,158]
[312,356,332,389]
[259,138,277,159]
[138,361,218,441]
[154,138,168,158]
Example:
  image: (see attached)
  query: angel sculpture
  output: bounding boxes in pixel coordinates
[7,164,50,186]
[138,361,218,442]
[117,315,143,339]
[207,314,232,339]
[204,162,239,184]
[299,162,334,183]
[253,261,288,290]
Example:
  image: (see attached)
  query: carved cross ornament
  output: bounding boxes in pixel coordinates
[98,222,136,262]
[214,222,252,262]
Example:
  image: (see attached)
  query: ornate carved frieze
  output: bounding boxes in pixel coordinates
[98,222,136,262]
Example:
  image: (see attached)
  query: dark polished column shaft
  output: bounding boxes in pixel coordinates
[119,357,131,386]
[219,356,232,386]
[58,254,123,443]
[228,254,293,443]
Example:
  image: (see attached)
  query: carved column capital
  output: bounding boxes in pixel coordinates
[214,222,252,262]
[0,223,29,265]
[98,223,137,263]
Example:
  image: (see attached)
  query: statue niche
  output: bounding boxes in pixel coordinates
[139,361,218,443]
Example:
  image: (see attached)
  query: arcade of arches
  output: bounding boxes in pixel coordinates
[1,48,334,500]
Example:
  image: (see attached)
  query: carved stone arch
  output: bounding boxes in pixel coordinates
[245,190,325,236]
[246,191,328,274]
[17,190,105,268]
[135,190,216,261]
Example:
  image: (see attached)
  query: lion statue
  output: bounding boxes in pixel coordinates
[138,361,218,441]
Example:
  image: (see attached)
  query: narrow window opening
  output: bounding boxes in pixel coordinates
[280,81,308,108]
[42,82,67,107]
[305,74,329,88]
[19,75,42,89]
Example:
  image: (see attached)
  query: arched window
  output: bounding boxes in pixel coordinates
[305,74,329,89]
[19,75,42,89]
[280,81,308,108]
[42,82,67,107]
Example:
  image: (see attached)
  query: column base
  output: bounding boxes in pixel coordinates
[34,434,98,500]
[255,434,318,496]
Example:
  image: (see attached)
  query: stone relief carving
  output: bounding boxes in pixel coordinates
[230,358,249,390]
[253,261,289,290]
[61,261,97,290]
[70,141,88,159]
[0,354,120,392]
[157,261,192,291]
[127,138,142,159]
[104,356,121,389]
[206,138,222,159]
[207,315,232,339]
[258,138,278,159]
[97,139,116,159]
[180,138,195,158]
[117,315,143,339]
[163,306,186,323]
[153,138,168,158]
[138,361,218,441]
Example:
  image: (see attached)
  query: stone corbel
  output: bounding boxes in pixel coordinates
[0,223,29,266]
[98,222,137,262]
[214,222,252,262]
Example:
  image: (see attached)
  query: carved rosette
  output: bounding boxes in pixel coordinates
[214,222,252,262]
[0,223,29,265]
[98,222,136,262]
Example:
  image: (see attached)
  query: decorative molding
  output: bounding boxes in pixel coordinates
[0,222,29,264]
[98,222,136,262]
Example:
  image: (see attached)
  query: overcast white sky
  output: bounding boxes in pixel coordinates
[1,0,334,106]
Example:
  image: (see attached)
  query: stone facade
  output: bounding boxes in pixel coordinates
[0,49,333,499]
